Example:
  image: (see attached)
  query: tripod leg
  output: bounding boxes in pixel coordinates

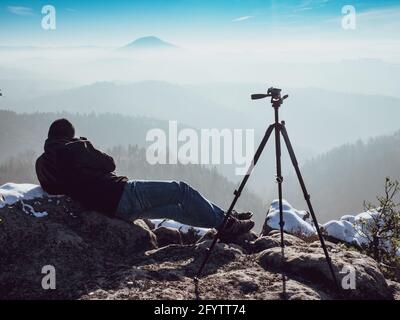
[280,122,340,290]
[274,117,286,299]
[274,115,285,252]
[195,123,275,280]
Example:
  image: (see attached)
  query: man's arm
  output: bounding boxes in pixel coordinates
[85,140,116,172]
[72,138,116,173]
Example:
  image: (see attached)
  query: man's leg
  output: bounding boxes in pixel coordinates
[116,180,225,228]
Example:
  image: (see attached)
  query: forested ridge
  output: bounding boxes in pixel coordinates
[283,131,400,221]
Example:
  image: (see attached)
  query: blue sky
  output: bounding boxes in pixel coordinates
[0,0,399,46]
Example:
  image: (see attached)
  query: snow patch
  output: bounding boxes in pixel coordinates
[266,199,317,236]
[265,199,378,247]
[323,210,380,247]
[340,215,355,223]
[265,199,399,256]
[20,201,48,218]
[151,219,209,236]
[323,219,363,245]
[0,183,47,209]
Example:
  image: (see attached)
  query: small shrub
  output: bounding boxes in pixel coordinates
[356,177,400,279]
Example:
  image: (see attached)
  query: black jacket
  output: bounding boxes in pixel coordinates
[36,137,128,215]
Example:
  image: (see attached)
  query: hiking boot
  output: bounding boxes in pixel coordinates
[219,216,255,242]
[231,210,253,220]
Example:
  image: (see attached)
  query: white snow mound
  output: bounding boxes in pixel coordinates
[266,199,399,256]
[266,199,317,236]
[324,210,386,248]
[0,183,47,209]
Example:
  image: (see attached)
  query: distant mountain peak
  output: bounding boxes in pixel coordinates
[122,36,178,51]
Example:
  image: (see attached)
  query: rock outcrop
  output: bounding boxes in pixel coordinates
[0,195,398,300]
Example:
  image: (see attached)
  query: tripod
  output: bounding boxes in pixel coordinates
[194,87,339,292]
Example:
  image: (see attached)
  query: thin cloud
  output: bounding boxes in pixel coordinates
[293,7,313,13]
[291,0,315,12]
[7,6,35,16]
[232,16,254,22]
[356,6,400,20]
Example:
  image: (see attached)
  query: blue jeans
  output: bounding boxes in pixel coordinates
[115,180,225,228]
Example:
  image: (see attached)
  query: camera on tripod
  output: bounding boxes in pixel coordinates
[267,87,282,99]
[251,87,288,104]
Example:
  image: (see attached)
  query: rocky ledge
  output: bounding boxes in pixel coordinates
[0,195,399,300]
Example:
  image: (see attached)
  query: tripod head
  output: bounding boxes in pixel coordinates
[251,87,288,108]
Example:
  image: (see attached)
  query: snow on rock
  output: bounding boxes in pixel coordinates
[265,199,385,249]
[322,219,362,245]
[323,210,380,247]
[266,199,317,236]
[323,210,399,256]
[151,219,209,236]
[265,200,398,255]
[340,215,355,223]
[0,183,47,209]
